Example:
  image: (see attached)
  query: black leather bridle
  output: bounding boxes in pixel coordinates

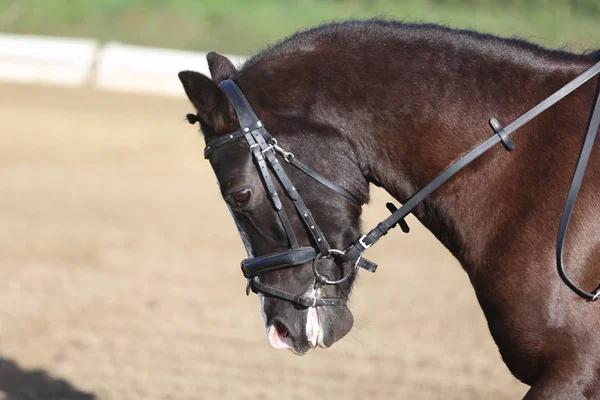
[190,59,600,305]
[200,80,382,307]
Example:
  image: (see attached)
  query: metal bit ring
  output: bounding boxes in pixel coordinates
[312,249,358,285]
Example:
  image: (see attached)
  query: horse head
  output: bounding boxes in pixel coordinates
[179,51,369,354]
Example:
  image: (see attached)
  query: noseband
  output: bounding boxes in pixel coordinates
[191,60,600,305]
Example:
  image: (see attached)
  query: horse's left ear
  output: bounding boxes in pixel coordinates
[207,52,236,83]
[178,70,235,132]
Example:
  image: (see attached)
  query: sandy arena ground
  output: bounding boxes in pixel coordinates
[0,83,528,399]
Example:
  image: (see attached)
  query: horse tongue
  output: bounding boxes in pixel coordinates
[267,324,290,349]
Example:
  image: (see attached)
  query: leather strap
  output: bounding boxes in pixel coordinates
[246,132,282,210]
[277,209,299,249]
[258,139,332,255]
[287,156,360,204]
[246,130,299,249]
[203,129,246,158]
[218,80,261,128]
[556,79,600,300]
[241,247,317,278]
[250,279,347,307]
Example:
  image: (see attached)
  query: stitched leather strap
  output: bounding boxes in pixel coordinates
[246,131,299,249]
[556,80,600,300]
[242,247,317,278]
[203,129,246,158]
[250,279,347,307]
[277,209,299,249]
[256,133,331,255]
[218,80,261,128]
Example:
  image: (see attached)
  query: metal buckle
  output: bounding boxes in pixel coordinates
[261,144,274,154]
[271,140,295,162]
[358,235,372,249]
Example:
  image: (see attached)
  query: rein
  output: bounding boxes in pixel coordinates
[191,59,600,305]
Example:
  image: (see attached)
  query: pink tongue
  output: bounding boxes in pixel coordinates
[267,325,290,349]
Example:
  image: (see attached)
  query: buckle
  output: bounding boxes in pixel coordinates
[272,140,295,162]
[358,235,372,250]
[261,144,275,154]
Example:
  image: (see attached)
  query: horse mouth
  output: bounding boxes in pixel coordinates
[292,305,342,354]
[263,286,353,354]
[266,304,328,355]
[287,306,326,355]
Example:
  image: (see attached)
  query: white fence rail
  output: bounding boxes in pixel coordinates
[95,42,245,97]
[0,33,246,97]
[0,34,98,86]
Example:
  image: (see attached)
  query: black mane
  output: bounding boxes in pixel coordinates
[241,19,598,72]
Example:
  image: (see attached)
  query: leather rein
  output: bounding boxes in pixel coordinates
[190,60,600,305]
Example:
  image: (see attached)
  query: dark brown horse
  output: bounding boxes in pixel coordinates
[179,20,600,398]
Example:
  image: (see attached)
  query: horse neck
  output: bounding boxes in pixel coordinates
[344,53,594,270]
[241,31,596,269]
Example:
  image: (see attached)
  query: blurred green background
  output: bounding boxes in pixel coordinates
[0,0,598,55]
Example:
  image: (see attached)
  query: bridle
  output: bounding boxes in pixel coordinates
[189,59,600,305]
[199,80,383,307]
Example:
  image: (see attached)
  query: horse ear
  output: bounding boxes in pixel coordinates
[207,52,236,83]
[178,70,235,132]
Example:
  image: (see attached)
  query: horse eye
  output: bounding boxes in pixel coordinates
[232,188,251,204]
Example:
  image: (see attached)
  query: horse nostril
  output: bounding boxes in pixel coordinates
[274,321,290,338]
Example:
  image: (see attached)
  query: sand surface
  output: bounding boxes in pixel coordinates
[0,84,528,399]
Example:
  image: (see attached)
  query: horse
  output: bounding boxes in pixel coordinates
[179,20,600,398]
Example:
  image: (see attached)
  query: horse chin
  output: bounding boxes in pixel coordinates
[310,305,354,351]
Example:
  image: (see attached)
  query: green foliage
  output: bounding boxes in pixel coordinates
[0,0,598,54]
